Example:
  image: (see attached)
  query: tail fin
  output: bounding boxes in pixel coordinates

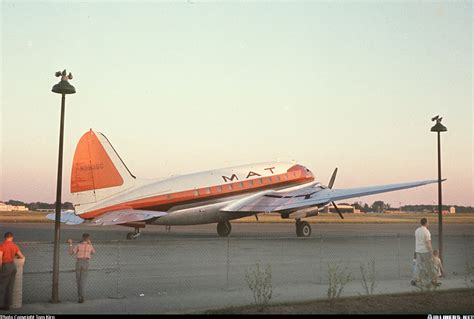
[71,129,136,211]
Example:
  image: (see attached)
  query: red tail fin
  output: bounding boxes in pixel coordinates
[71,130,124,193]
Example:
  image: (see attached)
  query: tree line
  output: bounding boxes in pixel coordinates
[347,202,473,213]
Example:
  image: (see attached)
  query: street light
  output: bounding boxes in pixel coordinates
[51,70,76,303]
[430,115,447,262]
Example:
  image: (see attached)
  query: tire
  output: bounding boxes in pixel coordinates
[295,221,312,238]
[217,221,232,237]
[296,223,303,237]
[300,221,311,237]
[127,232,135,240]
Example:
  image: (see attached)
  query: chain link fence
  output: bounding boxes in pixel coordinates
[17,234,474,304]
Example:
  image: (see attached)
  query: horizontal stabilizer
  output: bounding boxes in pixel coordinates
[46,210,85,225]
[90,209,167,226]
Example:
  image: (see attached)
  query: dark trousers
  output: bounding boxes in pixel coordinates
[76,259,89,299]
[0,263,17,307]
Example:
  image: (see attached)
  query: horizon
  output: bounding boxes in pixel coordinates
[1,1,472,206]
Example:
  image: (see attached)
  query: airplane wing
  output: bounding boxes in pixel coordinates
[221,179,440,213]
[47,209,167,226]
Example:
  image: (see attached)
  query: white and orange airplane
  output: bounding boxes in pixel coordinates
[49,129,441,239]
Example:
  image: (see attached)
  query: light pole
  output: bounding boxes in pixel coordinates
[430,115,447,262]
[51,70,76,303]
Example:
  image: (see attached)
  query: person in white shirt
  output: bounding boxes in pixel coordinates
[411,218,440,287]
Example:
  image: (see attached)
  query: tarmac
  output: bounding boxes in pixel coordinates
[0,223,472,314]
[7,278,473,314]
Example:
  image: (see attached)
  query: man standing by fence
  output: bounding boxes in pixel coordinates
[68,234,95,303]
[0,232,25,310]
[412,218,440,288]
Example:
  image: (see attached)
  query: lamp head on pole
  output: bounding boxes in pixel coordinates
[52,69,76,95]
[431,115,447,132]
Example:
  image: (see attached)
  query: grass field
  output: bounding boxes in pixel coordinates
[0,211,473,224]
[0,211,53,223]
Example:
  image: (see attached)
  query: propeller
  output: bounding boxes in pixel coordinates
[331,201,345,220]
[327,168,344,220]
[328,167,338,189]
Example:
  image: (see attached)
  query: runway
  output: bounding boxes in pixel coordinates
[2,223,473,311]
[3,222,474,242]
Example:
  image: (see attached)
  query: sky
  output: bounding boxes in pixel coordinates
[1,1,472,207]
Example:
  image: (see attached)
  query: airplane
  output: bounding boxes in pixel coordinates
[48,129,442,239]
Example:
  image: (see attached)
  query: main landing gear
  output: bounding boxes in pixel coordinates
[127,227,141,240]
[217,221,232,237]
[295,219,311,237]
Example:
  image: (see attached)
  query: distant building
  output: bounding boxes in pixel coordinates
[325,204,360,214]
[0,202,29,212]
[433,207,455,215]
[384,208,404,214]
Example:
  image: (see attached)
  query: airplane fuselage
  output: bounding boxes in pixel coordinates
[76,162,315,225]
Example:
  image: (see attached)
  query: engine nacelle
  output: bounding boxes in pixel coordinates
[288,207,320,220]
[152,201,254,226]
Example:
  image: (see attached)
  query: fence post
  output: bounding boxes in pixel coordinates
[397,233,401,287]
[226,237,230,291]
[319,234,323,284]
[463,233,468,267]
[11,257,26,308]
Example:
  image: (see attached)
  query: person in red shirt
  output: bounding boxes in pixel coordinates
[0,232,25,310]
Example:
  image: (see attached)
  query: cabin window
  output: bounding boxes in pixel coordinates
[249,180,254,186]
[216,186,222,192]
[205,188,211,194]
[258,178,263,185]
[167,194,172,199]
[276,176,281,182]
[193,190,199,196]
[227,184,233,191]
[239,182,244,188]
[267,177,272,183]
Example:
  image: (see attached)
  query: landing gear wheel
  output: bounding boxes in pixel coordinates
[296,221,311,237]
[217,221,232,237]
[296,220,302,237]
[126,227,141,240]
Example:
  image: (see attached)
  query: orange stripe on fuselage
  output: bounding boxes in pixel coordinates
[79,166,314,220]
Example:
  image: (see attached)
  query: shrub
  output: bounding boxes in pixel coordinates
[327,262,352,306]
[360,259,377,295]
[245,262,273,311]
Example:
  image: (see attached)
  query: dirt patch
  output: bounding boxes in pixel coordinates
[208,289,474,314]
